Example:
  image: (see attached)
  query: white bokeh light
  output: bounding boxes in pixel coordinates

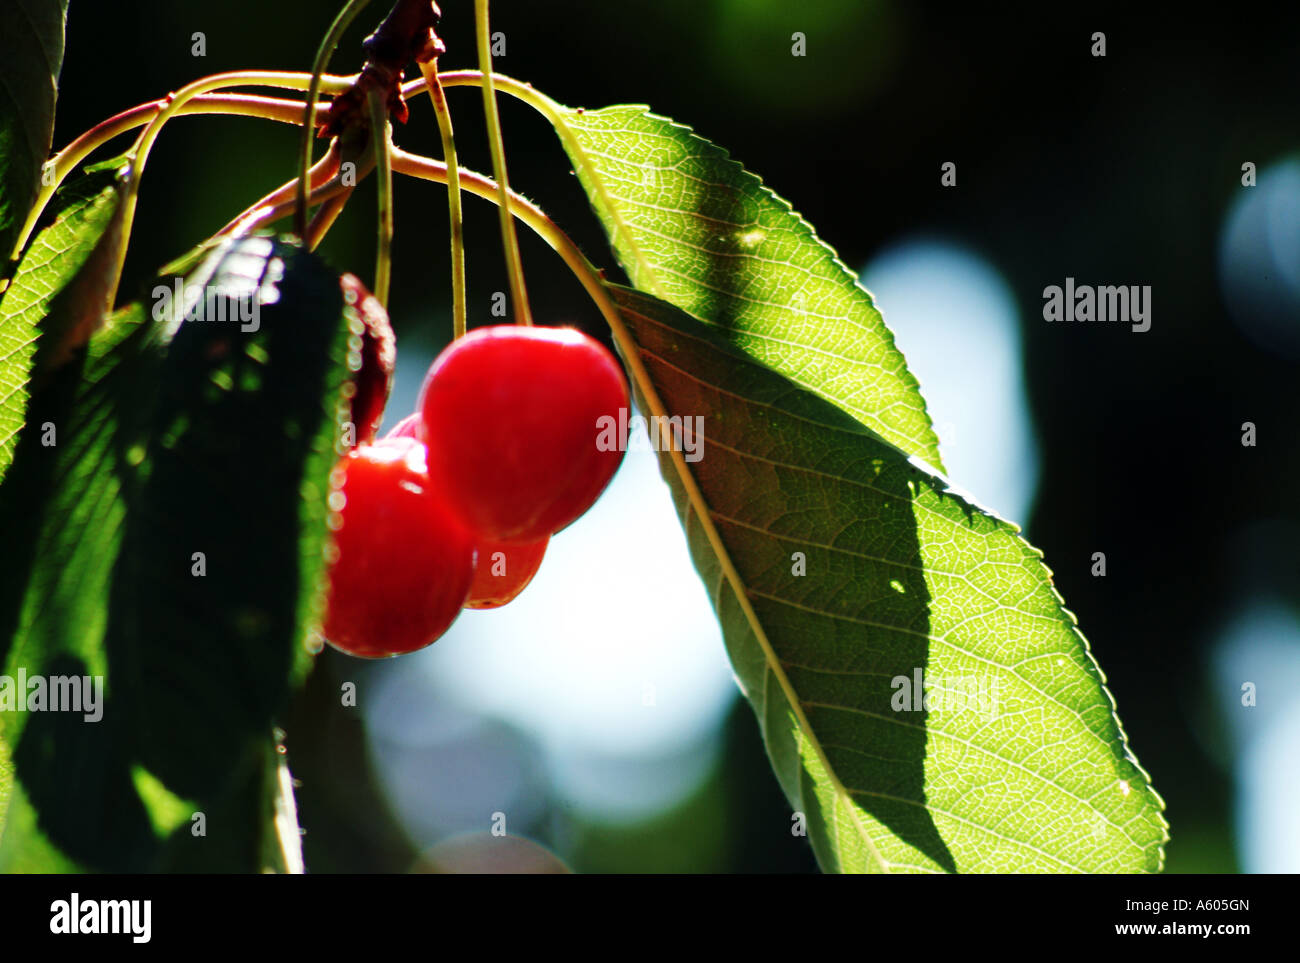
[418,431,737,749]
[369,340,738,822]
[1218,156,1300,357]
[861,237,1040,525]
[1212,599,1300,873]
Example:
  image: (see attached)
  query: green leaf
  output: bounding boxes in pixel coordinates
[608,283,1167,873]
[0,303,167,870]
[109,235,349,802]
[0,0,69,260]
[0,781,83,872]
[0,727,10,857]
[554,103,944,473]
[0,236,354,869]
[548,99,1165,871]
[0,162,123,485]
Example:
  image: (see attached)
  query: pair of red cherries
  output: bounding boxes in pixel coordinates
[322,323,629,658]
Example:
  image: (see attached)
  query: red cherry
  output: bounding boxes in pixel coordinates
[465,535,549,609]
[322,437,475,658]
[388,410,549,607]
[340,274,396,447]
[417,325,629,543]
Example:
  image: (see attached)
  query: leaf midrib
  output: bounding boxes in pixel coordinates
[557,107,1158,872]
[552,100,904,871]
[659,364,1144,863]
[643,326,1129,770]
[625,293,1155,872]
[551,107,669,304]
[620,317,893,871]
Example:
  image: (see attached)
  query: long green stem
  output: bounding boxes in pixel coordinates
[419,59,467,339]
[296,0,374,239]
[474,0,531,325]
[367,86,394,309]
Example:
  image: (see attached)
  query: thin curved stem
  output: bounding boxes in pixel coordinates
[296,0,375,239]
[10,76,351,265]
[391,148,829,855]
[367,86,394,309]
[437,71,563,126]
[232,150,371,240]
[474,0,531,325]
[419,59,467,339]
[54,92,340,184]
[390,146,759,710]
[398,70,564,132]
[218,140,343,238]
[101,72,348,309]
[229,176,361,242]
[391,148,594,297]
[306,187,355,250]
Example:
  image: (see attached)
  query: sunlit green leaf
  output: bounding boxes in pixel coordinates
[0,163,122,484]
[0,0,68,260]
[605,282,1167,873]
[557,103,944,473]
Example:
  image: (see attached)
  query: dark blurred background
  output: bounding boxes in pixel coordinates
[52,1,1300,872]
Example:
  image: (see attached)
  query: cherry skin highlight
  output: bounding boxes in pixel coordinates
[322,437,476,658]
[417,325,629,543]
[339,274,395,447]
[386,411,549,609]
[465,535,549,609]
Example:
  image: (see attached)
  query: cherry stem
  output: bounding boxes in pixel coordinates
[306,187,355,250]
[433,71,561,126]
[391,148,637,375]
[474,0,532,326]
[9,76,352,270]
[367,85,394,309]
[396,70,572,145]
[269,733,305,875]
[389,147,762,752]
[219,140,347,239]
[228,169,366,240]
[109,71,353,311]
[296,0,375,239]
[418,58,467,340]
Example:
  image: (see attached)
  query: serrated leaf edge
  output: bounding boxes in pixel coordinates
[608,282,1168,873]
[554,101,944,474]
